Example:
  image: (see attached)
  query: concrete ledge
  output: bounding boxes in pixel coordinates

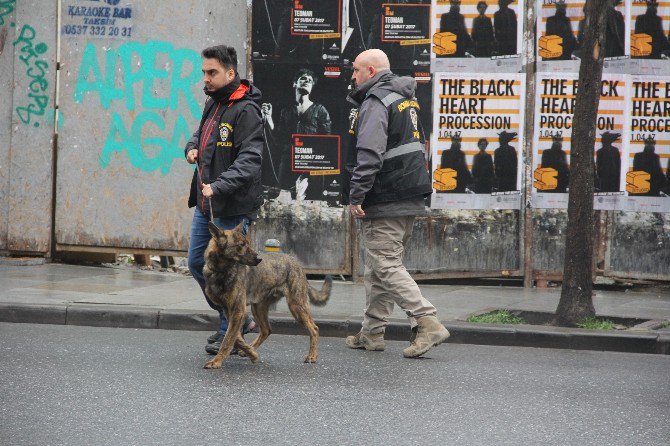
[1,303,667,355]
[0,303,67,325]
[158,309,218,331]
[66,304,159,329]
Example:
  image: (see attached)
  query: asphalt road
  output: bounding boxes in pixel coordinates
[1,323,668,446]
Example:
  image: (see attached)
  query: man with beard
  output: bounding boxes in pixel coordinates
[541,135,570,193]
[632,137,667,196]
[261,69,332,201]
[494,0,517,55]
[184,45,262,355]
[440,134,473,192]
[472,138,494,193]
[472,1,495,57]
[494,131,518,192]
[634,0,670,59]
[545,0,577,60]
[595,131,622,192]
[439,0,473,57]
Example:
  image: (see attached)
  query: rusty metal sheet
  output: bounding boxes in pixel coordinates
[55,0,249,251]
[355,209,520,277]
[251,201,350,274]
[606,212,670,280]
[0,0,17,252]
[6,0,57,253]
[532,209,567,273]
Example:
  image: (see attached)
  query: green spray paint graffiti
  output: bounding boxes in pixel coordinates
[13,24,50,128]
[0,0,15,26]
[73,40,202,175]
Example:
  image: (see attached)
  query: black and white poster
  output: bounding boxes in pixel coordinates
[253,63,349,207]
[252,0,343,64]
[629,0,670,75]
[622,75,670,212]
[537,0,628,73]
[342,0,432,70]
[430,0,523,73]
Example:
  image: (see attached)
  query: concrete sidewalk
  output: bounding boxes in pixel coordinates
[1,262,669,354]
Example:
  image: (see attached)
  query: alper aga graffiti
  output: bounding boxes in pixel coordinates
[73,40,202,174]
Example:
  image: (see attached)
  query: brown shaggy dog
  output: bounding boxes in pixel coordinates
[202,221,331,369]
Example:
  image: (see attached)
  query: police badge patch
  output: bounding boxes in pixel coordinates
[217,123,234,148]
[410,108,418,131]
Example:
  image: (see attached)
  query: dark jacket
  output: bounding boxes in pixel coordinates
[186,80,264,218]
[344,71,431,217]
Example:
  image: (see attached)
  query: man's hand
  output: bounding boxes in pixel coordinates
[187,149,198,164]
[202,183,214,198]
[350,204,365,218]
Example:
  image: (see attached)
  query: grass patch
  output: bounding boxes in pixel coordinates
[576,317,615,330]
[467,310,525,325]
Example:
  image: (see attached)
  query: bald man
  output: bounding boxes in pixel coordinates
[343,49,450,358]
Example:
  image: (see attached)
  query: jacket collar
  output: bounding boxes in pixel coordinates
[347,70,393,107]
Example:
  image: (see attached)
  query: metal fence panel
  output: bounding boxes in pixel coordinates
[354,210,520,278]
[0,0,17,252]
[250,202,350,274]
[6,0,58,253]
[606,212,670,280]
[55,0,248,251]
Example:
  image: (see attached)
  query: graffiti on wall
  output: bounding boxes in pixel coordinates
[73,40,202,174]
[0,0,15,26]
[13,24,50,128]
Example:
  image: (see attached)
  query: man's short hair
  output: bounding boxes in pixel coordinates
[293,68,317,86]
[202,45,238,71]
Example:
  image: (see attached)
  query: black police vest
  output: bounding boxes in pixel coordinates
[345,86,433,207]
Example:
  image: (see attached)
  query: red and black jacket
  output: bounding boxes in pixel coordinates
[186,80,264,218]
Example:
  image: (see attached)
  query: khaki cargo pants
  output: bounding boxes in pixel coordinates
[361,216,437,334]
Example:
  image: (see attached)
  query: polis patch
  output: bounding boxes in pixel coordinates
[217,123,233,147]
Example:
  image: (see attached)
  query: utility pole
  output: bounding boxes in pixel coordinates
[555,0,612,325]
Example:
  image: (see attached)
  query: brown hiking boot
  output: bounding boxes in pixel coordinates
[345,331,385,351]
[403,316,450,358]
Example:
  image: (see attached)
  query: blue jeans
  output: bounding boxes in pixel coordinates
[187,209,249,335]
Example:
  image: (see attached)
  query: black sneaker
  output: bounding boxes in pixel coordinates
[205,340,239,356]
[207,331,222,344]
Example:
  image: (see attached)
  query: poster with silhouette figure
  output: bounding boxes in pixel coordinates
[532,72,628,210]
[630,0,670,75]
[341,0,432,70]
[253,62,350,207]
[251,0,343,65]
[431,72,525,209]
[537,0,628,73]
[621,75,670,212]
[430,0,524,73]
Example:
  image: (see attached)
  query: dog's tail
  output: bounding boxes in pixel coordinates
[308,275,332,307]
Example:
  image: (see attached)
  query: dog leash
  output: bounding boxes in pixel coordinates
[196,165,214,222]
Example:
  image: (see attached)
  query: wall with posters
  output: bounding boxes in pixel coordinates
[2,1,668,282]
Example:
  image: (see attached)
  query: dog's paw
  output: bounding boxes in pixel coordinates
[248,352,260,364]
[303,354,317,364]
[203,359,222,369]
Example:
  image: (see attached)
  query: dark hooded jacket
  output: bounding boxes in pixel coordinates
[185,77,264,218]
[343,71,431,218]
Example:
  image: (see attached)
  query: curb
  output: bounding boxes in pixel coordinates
[1,303,668,355]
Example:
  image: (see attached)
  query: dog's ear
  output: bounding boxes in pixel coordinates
[233,221,245,233]
[208,221,222,238]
